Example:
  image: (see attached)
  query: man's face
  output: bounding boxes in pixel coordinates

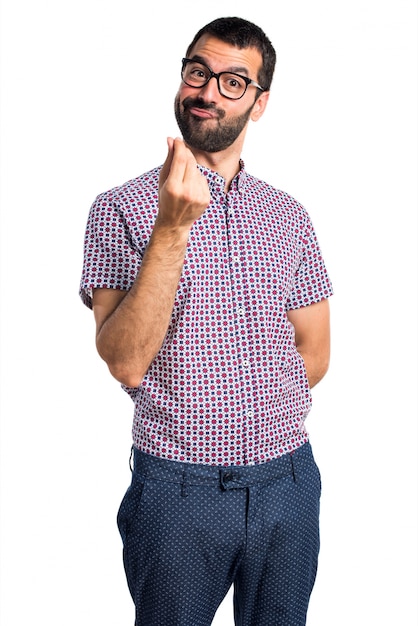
[175,35,265,153]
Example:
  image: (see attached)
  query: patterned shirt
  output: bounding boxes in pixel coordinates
[80,162,333,466]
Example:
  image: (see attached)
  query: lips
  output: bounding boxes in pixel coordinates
[182,97,220,120]
[188,106,216,119]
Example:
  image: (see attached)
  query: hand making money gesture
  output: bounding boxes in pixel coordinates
[157,137,211,231]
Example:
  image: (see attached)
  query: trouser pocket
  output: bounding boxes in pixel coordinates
[117,471,146,545]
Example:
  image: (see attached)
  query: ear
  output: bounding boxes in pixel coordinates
[250,91,270,122]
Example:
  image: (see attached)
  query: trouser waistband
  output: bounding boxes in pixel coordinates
[131,443,314,490]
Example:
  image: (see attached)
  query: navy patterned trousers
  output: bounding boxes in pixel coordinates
[117,442,321,626]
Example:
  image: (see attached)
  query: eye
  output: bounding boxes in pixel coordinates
[192,68,206,78]
[186,63,209,82]
[222,74,246,93]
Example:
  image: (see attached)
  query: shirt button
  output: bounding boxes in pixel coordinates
[243,360,249,367]
[238,307,245,316]
[247,410,254,418]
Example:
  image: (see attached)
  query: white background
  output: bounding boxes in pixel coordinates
[0,0,417,624]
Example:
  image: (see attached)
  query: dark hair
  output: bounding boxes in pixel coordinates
[185,17,276,92]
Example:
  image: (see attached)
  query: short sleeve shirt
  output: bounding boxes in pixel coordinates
[80,162,333,466]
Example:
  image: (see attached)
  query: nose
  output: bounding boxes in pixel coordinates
[197,75,220,101]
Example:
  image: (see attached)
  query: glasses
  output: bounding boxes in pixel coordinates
[181,58,265,100]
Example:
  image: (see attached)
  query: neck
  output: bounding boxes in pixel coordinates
[189,143,242,191]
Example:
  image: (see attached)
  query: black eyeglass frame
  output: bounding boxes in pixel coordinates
[181,57,265,100]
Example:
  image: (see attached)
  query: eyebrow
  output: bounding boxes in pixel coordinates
[190,54,250,77]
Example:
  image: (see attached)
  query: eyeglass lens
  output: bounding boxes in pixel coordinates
[182,61,248,99]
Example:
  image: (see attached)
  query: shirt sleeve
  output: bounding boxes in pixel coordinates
[79,190,142,309]
[286,217,333,311]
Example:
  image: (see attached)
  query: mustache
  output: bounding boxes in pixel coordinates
[182,96,225,119]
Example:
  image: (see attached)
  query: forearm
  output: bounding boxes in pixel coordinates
[96,224,190,387]
[94,138,210,386]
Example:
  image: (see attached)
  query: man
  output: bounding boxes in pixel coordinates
[80,16,333,626]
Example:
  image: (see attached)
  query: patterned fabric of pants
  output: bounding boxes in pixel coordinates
[117,442,321,626]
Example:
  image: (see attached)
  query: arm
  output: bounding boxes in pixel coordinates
[286,299,331,388]
[93,137,210,388]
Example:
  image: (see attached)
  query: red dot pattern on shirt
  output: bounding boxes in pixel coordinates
[80,163,333,466]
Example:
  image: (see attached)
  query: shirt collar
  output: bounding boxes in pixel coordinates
[197,160,248,194]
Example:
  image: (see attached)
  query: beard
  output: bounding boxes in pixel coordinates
[174,95,255,153]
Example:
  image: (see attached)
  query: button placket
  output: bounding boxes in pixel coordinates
[225,192,254,462]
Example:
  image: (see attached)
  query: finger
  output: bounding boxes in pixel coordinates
[159,137,175,186]
[169,138,196,183]
[173,140,210,202]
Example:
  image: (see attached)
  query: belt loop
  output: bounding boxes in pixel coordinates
[129,445,134,473]
[181,470,189,497]
[290,453,297,483]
